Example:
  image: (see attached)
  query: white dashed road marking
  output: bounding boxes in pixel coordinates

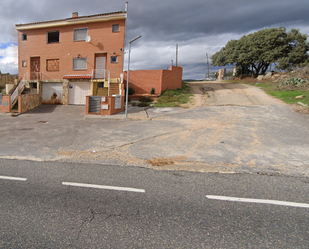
[62,182,145,193]
[206,195,309,209]
[0,175,27,181]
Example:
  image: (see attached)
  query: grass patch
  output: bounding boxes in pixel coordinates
[268,90,309,105]
[239,80,309,106]
[154,82,193,107]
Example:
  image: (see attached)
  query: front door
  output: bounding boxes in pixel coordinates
[30,57,40,80]
[95,54,106,79]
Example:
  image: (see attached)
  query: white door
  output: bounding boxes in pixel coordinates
[69,82,91,105]
[42,82,63,104]
[96,56,106,70]
[95,56,106,78]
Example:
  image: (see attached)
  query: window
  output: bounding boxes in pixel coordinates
[22,34,27,41]
[22,60,27,67]
[73,57,87,70]
[46,59,59,71]
[97,82,104,88]
[73,28,88,41]
[47,31,59,43]
[111,56,118,63]
[30,83,37,89]
[112,24,119,32]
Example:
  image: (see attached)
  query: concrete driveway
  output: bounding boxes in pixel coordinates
[1,81,308,177]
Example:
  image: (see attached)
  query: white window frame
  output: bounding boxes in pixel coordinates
[112,24,119,33]
[73,57,87,70]
[111,56,118,63]
[73,28,88,41]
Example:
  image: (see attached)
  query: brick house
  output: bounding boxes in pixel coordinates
[14,8,126,108]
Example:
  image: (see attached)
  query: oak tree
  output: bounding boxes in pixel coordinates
[211,27,309,77]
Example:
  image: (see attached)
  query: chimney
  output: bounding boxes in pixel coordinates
[72,12,78,18]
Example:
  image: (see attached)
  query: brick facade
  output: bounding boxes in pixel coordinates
[85,84,125,115]
[0,95,11,113]
[123,66,183,95]
[46,59,60,71]
[16,12,126,80]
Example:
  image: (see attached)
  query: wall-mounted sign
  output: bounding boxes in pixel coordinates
[114,95,122,109]
[102,104,109,110]
[102,96,106,102]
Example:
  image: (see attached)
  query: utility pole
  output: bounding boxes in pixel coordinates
[176,44,178,67]
[206,53,210,79]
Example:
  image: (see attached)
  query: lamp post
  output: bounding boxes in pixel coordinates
[125,35,142,119]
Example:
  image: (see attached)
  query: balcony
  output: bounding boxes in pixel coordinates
[92,69,110,81]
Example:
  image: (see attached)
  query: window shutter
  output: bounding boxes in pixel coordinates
[74,28,88,41]
[73,58,87,70]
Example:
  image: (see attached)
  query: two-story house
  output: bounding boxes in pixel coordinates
[15,9,126,106]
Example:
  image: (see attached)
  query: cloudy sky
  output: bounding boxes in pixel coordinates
[0,0,308,79]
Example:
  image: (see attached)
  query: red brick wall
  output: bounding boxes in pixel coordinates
[85,84,124,115]
[18,18,125,80]
[161,66,183,92]
[46,59,60,71]
[0,95,11,113]
[123,66,182,95]
[123,70,163,94]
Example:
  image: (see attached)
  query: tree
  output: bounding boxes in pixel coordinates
[211,27,309,77]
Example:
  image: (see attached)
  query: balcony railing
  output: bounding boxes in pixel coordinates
[92,69,110,81]
[30,72,43,81]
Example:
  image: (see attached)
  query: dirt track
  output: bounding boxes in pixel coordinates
[187,81,286,108]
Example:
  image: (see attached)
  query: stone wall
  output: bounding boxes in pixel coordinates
[18,94,41,114]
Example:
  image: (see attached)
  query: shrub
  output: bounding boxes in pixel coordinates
[281,77,307,86]
[139,96,153,103]
[128,87,135,95]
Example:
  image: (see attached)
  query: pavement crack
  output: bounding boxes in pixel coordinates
[76,206,97,240]
[70,124,81,146]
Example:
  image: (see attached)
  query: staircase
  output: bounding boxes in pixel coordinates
[109,83,121,95]
[11,73,28,107]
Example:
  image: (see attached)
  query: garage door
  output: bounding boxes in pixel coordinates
[69,82,91,105]
[42,82,63,104]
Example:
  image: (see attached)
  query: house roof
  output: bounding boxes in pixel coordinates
[16,11,126,30]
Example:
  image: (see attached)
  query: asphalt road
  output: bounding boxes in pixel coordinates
[1,159,308,248]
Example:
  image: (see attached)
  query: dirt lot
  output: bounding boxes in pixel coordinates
[186,81,285,108]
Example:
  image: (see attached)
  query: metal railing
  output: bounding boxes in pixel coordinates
[92,69,111,96]
[11,73,28,105]
[92,69,110,81]
[30,72,43,80]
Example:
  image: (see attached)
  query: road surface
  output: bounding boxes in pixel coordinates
[1,159,308,248]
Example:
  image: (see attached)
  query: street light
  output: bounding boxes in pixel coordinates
[125,35,142,119]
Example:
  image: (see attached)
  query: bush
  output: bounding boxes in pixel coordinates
[138,102,151,107]
[281,77,307,86]
[139,96,153,103]
[128,87,135,95]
